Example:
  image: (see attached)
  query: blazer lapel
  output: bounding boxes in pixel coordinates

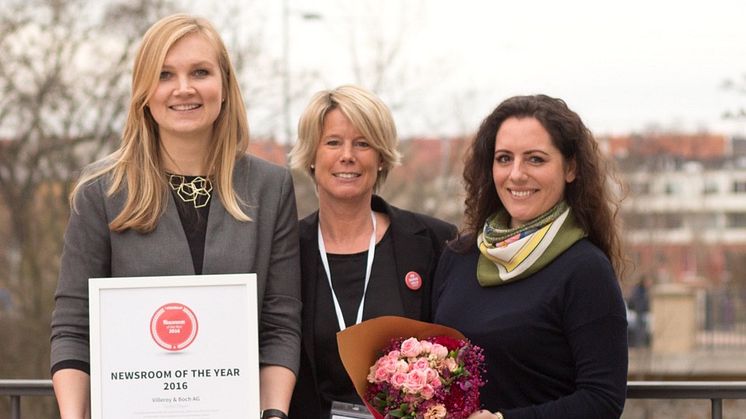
[299,212,321,382]
[373,196,435,321]
[160,194,196,275]
[202,158,257,275]
[201,187,229,273]
[390,213,434,320]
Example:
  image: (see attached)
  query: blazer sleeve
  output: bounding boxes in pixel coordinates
[50,178,112,369]
[258,168,302,375]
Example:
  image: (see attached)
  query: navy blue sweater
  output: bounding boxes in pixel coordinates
[433,238,628,419]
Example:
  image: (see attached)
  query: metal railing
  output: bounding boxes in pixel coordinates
[2,379,746,419]
[0,379,55,419]
[627,381,746,419]
[697,289,746,349]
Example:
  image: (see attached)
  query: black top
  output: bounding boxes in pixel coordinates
[314,228,401,408]
[433,238,628,419]
[289,195,458,419]
[169,175,210,275]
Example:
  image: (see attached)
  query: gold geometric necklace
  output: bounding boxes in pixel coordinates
[168,174,213,208]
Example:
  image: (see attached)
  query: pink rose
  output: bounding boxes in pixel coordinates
[390,371,407,389]
[403,369,428,393]
[425,367,439,383]
[420,340,433,353]
[400,337,423,358]
[431,344,449,359]
[374,365,390,382]
[413,358,431,371]
[396,359,410,373]
[380,357,398,374]
[420,384,436,400]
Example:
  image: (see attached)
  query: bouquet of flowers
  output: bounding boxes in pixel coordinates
[337,316,486,419]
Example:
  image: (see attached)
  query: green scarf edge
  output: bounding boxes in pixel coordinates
[477,210,586,287]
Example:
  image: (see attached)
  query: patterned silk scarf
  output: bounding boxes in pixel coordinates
[476,201,586,287]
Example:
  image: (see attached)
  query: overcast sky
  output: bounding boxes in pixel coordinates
[191,0,746,138]
[422,0,746,136]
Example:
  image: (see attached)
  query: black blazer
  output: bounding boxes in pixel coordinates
[289,195,457,418]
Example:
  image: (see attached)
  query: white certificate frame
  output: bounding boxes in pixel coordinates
[89,274,259,419]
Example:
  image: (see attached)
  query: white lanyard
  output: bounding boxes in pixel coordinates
[318,211,377,331]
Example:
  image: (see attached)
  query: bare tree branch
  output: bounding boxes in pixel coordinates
[722,73,746,120]
[0,2,178,415]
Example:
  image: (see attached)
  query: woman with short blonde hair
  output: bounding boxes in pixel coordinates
[287,85,456,418]
[289,84,401,191]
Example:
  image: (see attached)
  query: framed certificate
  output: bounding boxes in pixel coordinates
[89,274,259,419]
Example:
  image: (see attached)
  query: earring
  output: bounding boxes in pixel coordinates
[310,164,315,170]
[378,166,383,172]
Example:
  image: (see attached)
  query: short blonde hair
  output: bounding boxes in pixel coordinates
[288,85,401,191]
[72,13,251,232]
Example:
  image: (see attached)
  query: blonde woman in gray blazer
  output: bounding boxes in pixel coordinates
[50,15,300,419]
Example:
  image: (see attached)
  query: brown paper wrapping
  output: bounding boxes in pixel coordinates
[336,315,466,401]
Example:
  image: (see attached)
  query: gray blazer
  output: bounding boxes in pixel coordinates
[50,155,302,374]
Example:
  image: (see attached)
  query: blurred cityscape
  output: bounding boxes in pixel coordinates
[269,131,746,383]
[9,132,746,417]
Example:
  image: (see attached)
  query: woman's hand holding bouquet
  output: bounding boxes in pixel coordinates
[337,316,486,419]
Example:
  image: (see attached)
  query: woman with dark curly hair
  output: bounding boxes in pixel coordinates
[433,94,628,419]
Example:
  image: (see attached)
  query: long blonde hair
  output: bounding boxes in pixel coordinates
[72,14,250,232]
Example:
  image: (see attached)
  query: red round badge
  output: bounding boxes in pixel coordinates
[405,271,422,290]
[150,303,198,351]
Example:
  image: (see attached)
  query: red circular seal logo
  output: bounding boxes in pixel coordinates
[150,303,198,351]
[404,271,423,290]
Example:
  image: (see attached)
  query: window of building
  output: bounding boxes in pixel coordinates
[726,213,746,227]
[625,213,684,229]
[703,182,719,195]
[623,212,651,229]
[659,213,683,229]
[732,181,746,193]
[689,213,718,229]
[629,182,651,195]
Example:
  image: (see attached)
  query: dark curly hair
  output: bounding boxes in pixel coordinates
[460,94,625,275]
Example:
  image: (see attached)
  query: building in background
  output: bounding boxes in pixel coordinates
[607,133,746,288]
[252,132,746,292]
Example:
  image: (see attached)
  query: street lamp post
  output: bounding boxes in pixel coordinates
[282,0,291,145]
[281,0,321,146]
